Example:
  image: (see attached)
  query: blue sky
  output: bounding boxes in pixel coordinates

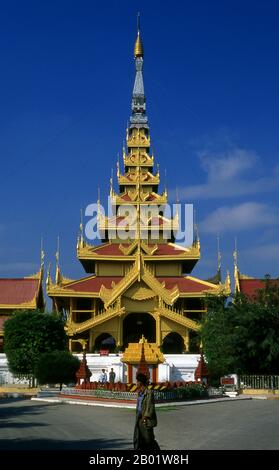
[0,0,278,285]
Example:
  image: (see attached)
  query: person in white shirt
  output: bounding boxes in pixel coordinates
[99,369,107,383]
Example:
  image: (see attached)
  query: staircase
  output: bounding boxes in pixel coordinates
[143,266,179,306]
[99,264,138,307]
[156,305,200,331]
[66,305,125,335]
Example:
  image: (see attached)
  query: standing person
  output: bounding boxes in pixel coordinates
[133,372,160,450]
[99,368,107,383]
[109,367,116,384]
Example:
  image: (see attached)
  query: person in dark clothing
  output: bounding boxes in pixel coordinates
[109,368,116,384]
[133,373,160,450]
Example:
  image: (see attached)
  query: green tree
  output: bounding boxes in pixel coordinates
[4,310,67,386]
[200,295,236,383]
[35,350,80,390]
[201,279,279,383]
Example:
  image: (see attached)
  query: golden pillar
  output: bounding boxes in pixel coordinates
[89,329,94,352]
[184,328,190,352]
[117,316,123,347]
[156,312,161,347]
[70,298,74,322]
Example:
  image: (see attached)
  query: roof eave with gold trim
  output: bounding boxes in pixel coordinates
[0,300,38,310]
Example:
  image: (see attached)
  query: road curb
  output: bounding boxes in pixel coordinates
[31,395,252,409]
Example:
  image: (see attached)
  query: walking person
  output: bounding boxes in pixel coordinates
[133,372,160,450]
[109,367,116,384]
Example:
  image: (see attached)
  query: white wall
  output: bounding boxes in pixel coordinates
[0,353,201,384]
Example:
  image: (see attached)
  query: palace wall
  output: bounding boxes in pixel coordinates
[0,353,200,385]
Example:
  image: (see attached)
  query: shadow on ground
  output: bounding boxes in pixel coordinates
[0,437,131,450]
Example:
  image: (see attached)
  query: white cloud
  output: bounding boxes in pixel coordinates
[245,243,279,262]
[171,147,279,200]
[200,148,257,182]
[200,202,278,234]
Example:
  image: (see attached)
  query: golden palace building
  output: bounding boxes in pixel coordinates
[46,24,230,361]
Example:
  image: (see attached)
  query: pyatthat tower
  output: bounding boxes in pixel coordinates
[47,23,230,358]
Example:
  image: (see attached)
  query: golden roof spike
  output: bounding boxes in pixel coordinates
[80,208,83,232]
[46,262,51,287]
[193,209,200,249]
[40,237,45,273]
[134,12,144,58]
[55,235,60,264]
[79,208,84,247]
[233,237,240,293]
[233,237,238,268]
[55,236,61,285]
[225,270,231,293]
[217,236,221,273]
[117,153,120,177]
[110,168,114,196]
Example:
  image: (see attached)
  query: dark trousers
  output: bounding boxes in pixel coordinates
[133,417,160,450]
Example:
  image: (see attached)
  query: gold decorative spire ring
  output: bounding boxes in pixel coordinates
[134,13,144,58]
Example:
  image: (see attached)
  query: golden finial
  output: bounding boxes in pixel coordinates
[233,237,238,268]
[55,236,60,264]
[193,209,200,248]
[80,208,83,233]
[78,208,84,247]
[40,237,45,271]
[46,262,51,287]
[134,12,144,58]
[233,237,240,293]
[117,154,120,177]
[55,236,61,285]
[139,334,147,344]
[122,143,126,163]
[110,168,114,195]
[217,236,221,272]
[225,270,231,293]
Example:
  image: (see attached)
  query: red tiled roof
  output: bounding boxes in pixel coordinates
[155,244,185,255]
[91,243,186,256]
[117,192,160,202]
[239,279,279,298]
[158,277,216,293]
[0,279,40,305]
[55,274,214,295]
[65,276,122,292]
[92,244,126,255]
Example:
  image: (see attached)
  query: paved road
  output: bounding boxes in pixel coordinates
[0,398,279,450]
